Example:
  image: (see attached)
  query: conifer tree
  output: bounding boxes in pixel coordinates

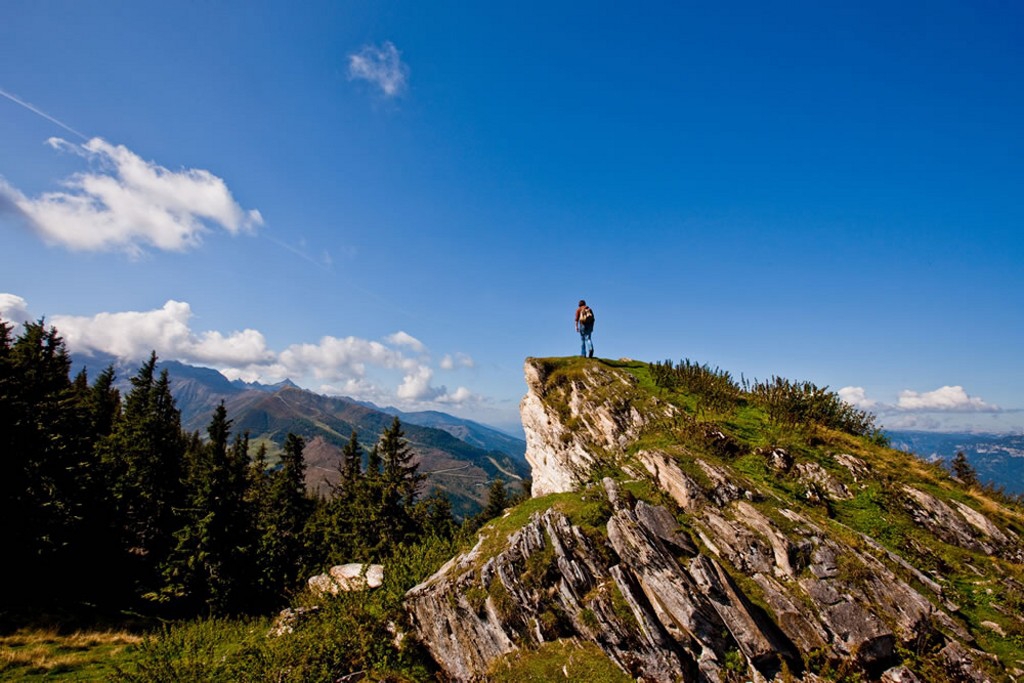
[165,402,252,613]
[417,488,456,538]
[951,451,979,487]
[482,478,510,520]
[87,365,121,437]
[340,430,363,492]
[376,417,425,551]
[255,433,311,598]
[247,441,271,505]
[97,353,187,599]
[304,431,362,572]
[339,439,385,560]
[0,320,89,603]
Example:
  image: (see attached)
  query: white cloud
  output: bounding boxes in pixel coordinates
[437,386,474,404]
[397,365,439,400]
[8,295,488,413]
[0,293,32,325]
[348,41,409,97]
[897,386,999,412]
[277,335,409,381]
[0,137,261,256]
[838,384,1000,415]
[881,413,944,431]
[838,386,876,410]
[441,352,475,370]
[386,331,426,353]
[50,300,274,366]
[190,329,275,366]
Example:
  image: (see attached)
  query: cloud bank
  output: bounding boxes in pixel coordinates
[0,137,261,256]
[840,384,1011,432]
[841,385,1000,414]
[897,386,998,412]
[0,294,476,409]
[348,41,409,97]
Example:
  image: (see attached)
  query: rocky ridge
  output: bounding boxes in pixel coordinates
[405,358,1024,681]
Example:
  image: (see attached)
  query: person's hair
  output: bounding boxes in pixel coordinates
[579,299,586,306]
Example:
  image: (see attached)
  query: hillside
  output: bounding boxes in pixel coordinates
[214,384,527,515]
[405,358,1024,681]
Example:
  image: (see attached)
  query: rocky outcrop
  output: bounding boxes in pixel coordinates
[521,358,675,496]
[902,486,1024,563]
[308,563,384,594]
[407,480,800,682]
[406,472,998,681]
[405,359,1023,681]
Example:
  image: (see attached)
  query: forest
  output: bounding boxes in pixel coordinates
[1,317,512,621]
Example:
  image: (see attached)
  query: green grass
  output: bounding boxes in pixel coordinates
[487,639,633,682]
[0,628,143,681]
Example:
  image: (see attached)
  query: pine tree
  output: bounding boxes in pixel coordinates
[340,430,363,493]
[376,417,425,552]
[96,353,187,600]
[165,402,252,613]
[256,432,311,603]
[304,431,363,572]
[417,488,456,538]
[0,320,89,604]
[87,365,121,437]
[482,478,510,520]
[951,451,979,487]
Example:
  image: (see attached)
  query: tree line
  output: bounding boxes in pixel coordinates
[1,318,503,618]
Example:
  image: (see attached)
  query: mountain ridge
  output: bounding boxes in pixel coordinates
[71,353,528,517]
[405,357,1024,681]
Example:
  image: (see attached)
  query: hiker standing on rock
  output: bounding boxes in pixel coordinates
[575,299,595,358]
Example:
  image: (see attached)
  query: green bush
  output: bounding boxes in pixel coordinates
[650,359,741,414]
[114,534,464,682]
[749,376,880,438]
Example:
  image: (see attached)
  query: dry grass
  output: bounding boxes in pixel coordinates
[0,627,142,679]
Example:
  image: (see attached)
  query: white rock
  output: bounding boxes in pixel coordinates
[308,563,384,594]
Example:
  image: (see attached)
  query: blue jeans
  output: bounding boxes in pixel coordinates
[579,326,593,357]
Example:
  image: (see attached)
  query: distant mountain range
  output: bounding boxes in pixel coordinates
[887,430,1024,496]
[73,354,529,517]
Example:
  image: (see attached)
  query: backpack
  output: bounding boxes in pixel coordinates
[579,306,594,327]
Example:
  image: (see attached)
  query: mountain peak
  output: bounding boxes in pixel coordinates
[406,357,1024,681]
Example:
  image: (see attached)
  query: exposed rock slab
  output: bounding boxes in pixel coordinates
[403,358,1023,682]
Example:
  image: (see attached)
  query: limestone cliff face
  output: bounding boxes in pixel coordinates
[521,358,676,496]
[406,358,1024,682]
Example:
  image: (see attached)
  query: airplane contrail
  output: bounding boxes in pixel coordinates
[0,87,88,140]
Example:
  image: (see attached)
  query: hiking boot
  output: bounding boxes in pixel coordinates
[588,349,594,358]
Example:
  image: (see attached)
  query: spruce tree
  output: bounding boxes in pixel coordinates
[417,488,456,538]
[482,478,510,520]
[304,431,363,572]
[376,417,425,552]
[256,432,311,603]
[165,402,252,613]
[96,354,187,600]
[0,320,89,604]
[340,430,363,492]
[87,365,121,437]
[951,451,979,487]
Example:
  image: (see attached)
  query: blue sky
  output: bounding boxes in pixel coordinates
[1,1,1022,434]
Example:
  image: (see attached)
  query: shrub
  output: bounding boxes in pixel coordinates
[650,359,741,414]
[749,376,880,438]
[114,534,464,682]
